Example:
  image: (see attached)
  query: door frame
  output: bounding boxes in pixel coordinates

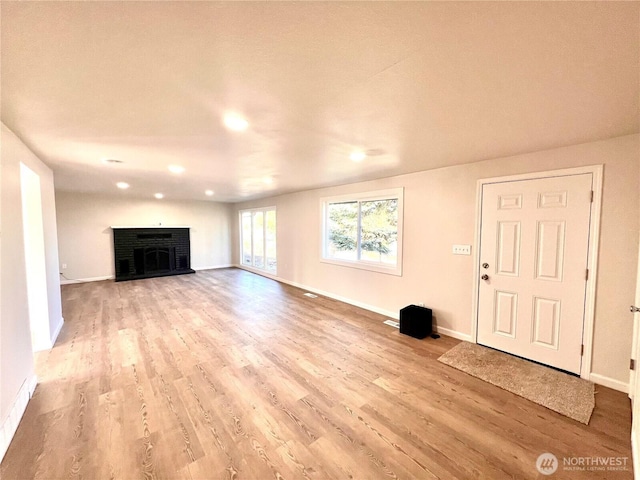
[470,165,604,380]
[630,232,640,478]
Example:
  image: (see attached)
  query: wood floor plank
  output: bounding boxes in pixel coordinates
[0,268,633,479]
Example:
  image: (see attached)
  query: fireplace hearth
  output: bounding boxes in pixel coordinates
[112,227,195,282]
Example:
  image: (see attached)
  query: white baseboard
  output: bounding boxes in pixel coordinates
[0,375,37,463]
[50,316,64,346]
[589,373,629,393]
[286,279,399,320]
[193,264,233,271]
[435,326,472,342]
[59,266,233,285]
[27,376,36,396]
[234,265,473,342]
[233,264,276,279]
[60,275,113,285]
[235,265,399,319]
[633,431,640,480]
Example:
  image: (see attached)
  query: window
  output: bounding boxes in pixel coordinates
[240,207,276,273]
[321,188,403,275]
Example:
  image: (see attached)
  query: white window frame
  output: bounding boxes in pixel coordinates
[320,188,404,276]
[239,206,277,274]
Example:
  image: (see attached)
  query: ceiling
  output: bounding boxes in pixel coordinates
[2,2,638,203]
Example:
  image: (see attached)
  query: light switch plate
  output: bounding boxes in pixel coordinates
[452,244,471,255]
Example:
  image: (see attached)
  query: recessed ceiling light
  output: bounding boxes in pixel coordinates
[350,151,366,162]
[262,176,273,185]
[168,165,185,174]
[103,158,123,164]
[116,182,130,189]
[205,190,214,196]
[154,193,164,199]
[223,114,249,132]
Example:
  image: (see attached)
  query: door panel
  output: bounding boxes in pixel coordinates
[535,221,565,281]
[497,221,521,276]
[477,174,592,374]
[494,291,517,337]
[531,296,560,349]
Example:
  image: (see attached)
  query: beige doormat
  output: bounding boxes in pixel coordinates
[438,342,595,424]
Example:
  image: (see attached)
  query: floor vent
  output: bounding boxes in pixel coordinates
[383,319,400,328]
[303,292,318,298]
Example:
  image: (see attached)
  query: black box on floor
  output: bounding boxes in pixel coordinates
[399,305,432,339]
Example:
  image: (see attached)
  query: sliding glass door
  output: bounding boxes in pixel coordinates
[240,207,276,273]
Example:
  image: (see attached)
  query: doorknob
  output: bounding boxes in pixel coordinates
[481,274,489,281]
[631,306,640,313]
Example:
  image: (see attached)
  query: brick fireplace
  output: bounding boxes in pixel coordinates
[112,226,195,282]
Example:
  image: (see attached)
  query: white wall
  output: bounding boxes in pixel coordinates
[20,163,51,352]
[233,134,640,388]
[55,192,234,281]
[1,123,62,450]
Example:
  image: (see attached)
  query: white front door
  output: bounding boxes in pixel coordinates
[477,174,593,374]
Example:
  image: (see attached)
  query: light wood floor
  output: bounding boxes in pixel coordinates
[1,268,633,479]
